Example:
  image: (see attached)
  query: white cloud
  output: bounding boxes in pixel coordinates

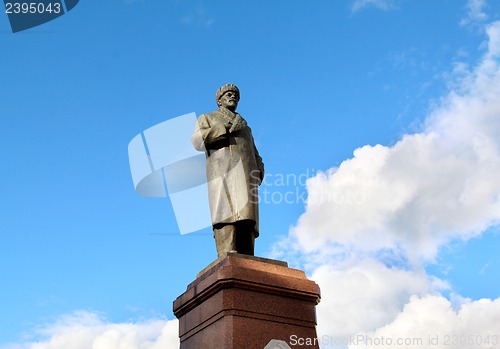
[351,0,399,13]
[2,312,179,349]
[288,21,500,264]
[461,0,489,27]
[312,258,446,339]
[273,19,500,349]
[349,295,500,349]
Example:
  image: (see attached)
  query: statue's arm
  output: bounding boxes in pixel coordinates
[254,142,265,184]
[192,114,227,151]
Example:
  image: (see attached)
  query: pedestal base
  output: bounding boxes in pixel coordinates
[173,253,321,349]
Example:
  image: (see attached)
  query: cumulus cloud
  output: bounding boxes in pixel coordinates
[314,267,500,349]
[350,295,500,349]
[289,21,500,264]
[312,258,447,339]
[1,311,179,349]
[271,20,500,349]
[351,0,399,13]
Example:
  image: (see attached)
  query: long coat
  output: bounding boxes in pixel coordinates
[192,108,264,235]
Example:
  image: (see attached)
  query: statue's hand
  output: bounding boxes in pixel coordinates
[229,117,247,133]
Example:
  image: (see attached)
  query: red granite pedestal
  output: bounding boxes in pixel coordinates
[173,253,321,349]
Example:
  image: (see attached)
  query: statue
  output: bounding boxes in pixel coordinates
[192,84,264,257]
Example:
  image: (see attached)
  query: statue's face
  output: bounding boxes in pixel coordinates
[219,91,239,111]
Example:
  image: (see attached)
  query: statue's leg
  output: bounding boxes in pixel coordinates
[213,224,237,258]
[235,220,256,256]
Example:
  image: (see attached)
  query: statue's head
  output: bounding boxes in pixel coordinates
[216,84,240,111]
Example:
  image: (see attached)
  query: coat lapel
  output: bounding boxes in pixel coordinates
[217,108,237,124]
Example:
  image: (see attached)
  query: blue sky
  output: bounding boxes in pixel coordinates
[1,1,500,348]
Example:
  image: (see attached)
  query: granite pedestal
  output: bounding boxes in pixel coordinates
[173,253,321,349]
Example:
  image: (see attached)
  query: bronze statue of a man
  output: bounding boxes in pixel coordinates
[192,84,264,257]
